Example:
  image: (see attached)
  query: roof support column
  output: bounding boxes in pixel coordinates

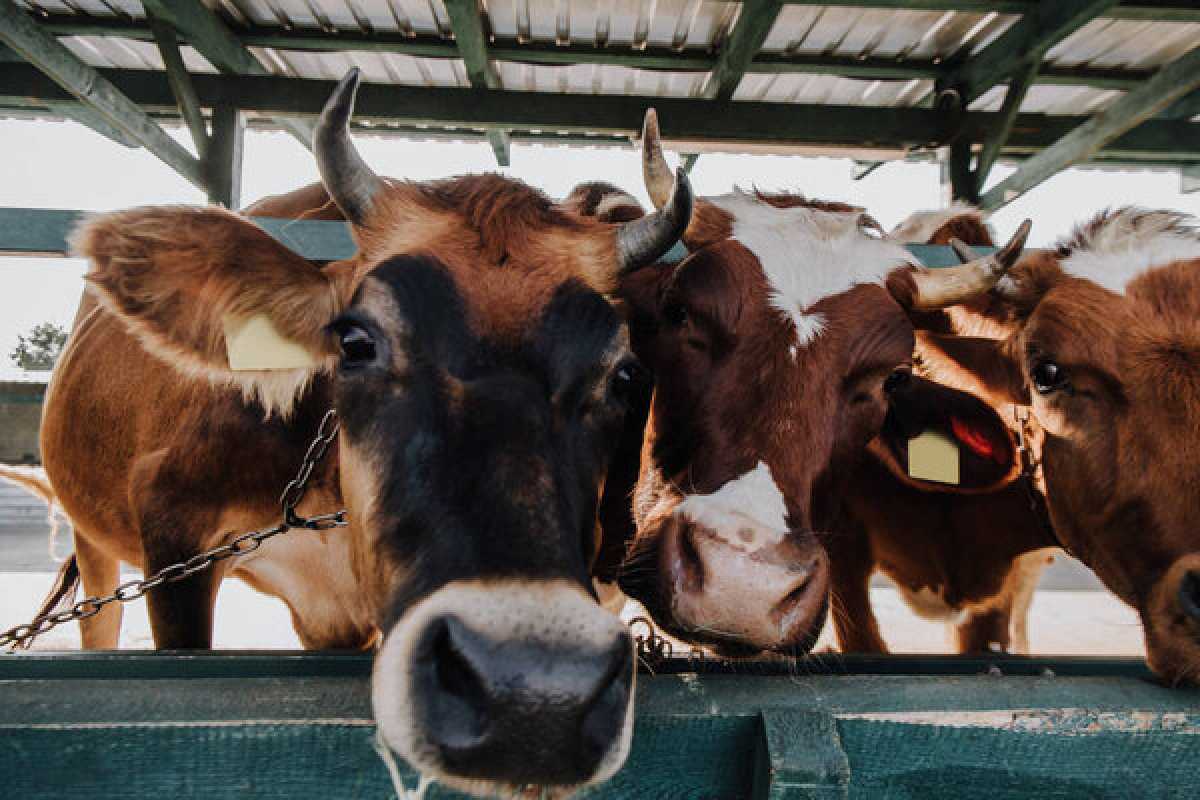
[205,103,243,208]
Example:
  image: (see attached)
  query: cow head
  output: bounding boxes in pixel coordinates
[923,208,1200,685]
[73,71,694,795]
[614,111,1029,655]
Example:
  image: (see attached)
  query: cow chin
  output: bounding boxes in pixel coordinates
[372,580,636,797]
[1143,555,1200,687]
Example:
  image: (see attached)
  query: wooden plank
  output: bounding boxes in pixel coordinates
[973,58,1040,193]
[942,1,1119,104]
[753,711,849,799]
[704,0,785,100]
[139,0,314,150]
[0,0,205,190]
[0,207,992,266]
[980,44,1200,209]
[43,101,139,148]
[148,14,208,159]
[205,104,243,208]
[441,0,510,166]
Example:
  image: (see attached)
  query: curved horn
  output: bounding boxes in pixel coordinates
[314,68,385,226]
[641,109,675,210]
[907,219,1032,310]
[616,167,693,275]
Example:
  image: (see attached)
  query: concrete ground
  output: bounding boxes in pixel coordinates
[1,519,1146,657]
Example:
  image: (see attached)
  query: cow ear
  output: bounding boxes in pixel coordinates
[75,206,344,415]
[868,374,1020,494]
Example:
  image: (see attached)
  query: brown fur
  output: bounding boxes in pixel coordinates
[919,207,1200,682]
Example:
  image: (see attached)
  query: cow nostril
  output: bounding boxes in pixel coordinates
[676,524,705,589]
[1179,570,1200,621]
[581,633,634,763]
[883,368,912,395]
[430,618,489,748]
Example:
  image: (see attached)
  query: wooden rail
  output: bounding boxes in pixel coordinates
[0,207,984,268]
[1,652,1196,799]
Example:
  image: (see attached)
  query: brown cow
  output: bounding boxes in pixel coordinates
[39,70,694,793]
[921,207,1200,685]
[612,111,1030,655]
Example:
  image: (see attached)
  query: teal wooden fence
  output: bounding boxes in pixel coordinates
[2,653,1197,799]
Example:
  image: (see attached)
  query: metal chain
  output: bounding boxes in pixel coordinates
[0,409,348,651]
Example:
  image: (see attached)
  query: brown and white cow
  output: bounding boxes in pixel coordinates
[39,70,694,794]
[922,207,1200,685]
[612,111,1030,655]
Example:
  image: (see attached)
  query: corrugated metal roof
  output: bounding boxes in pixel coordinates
[10,2,1200,138]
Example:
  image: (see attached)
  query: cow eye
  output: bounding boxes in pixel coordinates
[663,301,688,327]
[611,356,649,404]
[337,324,377,367]
[1031,360,1067,394]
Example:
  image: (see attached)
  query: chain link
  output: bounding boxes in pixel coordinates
[1,409,348,651]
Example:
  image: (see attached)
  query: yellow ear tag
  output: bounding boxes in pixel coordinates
[222,313,317,371]
[907,429,960,485]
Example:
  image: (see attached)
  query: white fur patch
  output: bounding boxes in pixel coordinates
[1061,209,1200,293]
[899,584,969,625]
[676,461,789,548]
[709,191,910,348]
[889,201,989,244]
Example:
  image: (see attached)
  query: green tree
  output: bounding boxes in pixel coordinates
[11,322,68,371]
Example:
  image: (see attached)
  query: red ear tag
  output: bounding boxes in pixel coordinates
[950,417,999,462]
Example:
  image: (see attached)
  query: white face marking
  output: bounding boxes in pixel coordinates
[676,461,790,549]
[708,191,910,349]
[1060,209,1200,293]
[889,202,989,244]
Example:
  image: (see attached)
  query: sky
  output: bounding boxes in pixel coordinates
[4,117,1200,365]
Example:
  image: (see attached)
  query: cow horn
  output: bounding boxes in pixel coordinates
[641,109,675,210]
[907,219,1031,310]
[314,68,385,226]
[616,168,693,274]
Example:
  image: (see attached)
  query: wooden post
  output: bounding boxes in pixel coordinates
[205,104,243,208]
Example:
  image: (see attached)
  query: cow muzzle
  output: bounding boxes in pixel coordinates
[658,511,829,654]
[373,580,635,794]
[1143,555,1200,687]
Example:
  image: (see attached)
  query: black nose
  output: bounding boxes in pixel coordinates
[1179,570,1200,621]
[883,368,912,395]
[413,615,633,785]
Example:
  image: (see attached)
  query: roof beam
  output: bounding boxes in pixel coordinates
[942,1,1118,104]
[139,0,313,150]
[705,0,785,100]
[980,44,1200,210]
[4,65,1200,163]
[442,0,510,166]
[147,14,208,158]
[0,0,204,189]
[971,58,1040,197]
[37,16,1156,91]
[779,2,1200,22]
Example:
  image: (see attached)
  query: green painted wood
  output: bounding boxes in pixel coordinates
[0,207,989,267]
[704,0,785,101]
[441,0,510,166]
[0,0,205,189]
[139,0,314,149]
[43,101,139,148]
[4,65,1200,165]
[2,656,1199,798]
[205,104,244,208]
[943,0,1119,104]
[981,43,1200,210]
[148,14,209,160]
[973,58,1040,194]
[753,711,849,799]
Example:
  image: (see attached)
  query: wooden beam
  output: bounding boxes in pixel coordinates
[38,16,1159,91]
[681,153,700,174]
[147,14,208,158]
[205,104,243,207]
[139,0,313,149]
[1160,89,1200,121]
[5,65,1200,163]
[441,0,509,166]
[0,0,204,189]
[973,58,1040,193]
[44,102,139,147]
[705,0,785,100]
[942,1,1118,104]
[980,44,1200,210]
[779,1,1200,21]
